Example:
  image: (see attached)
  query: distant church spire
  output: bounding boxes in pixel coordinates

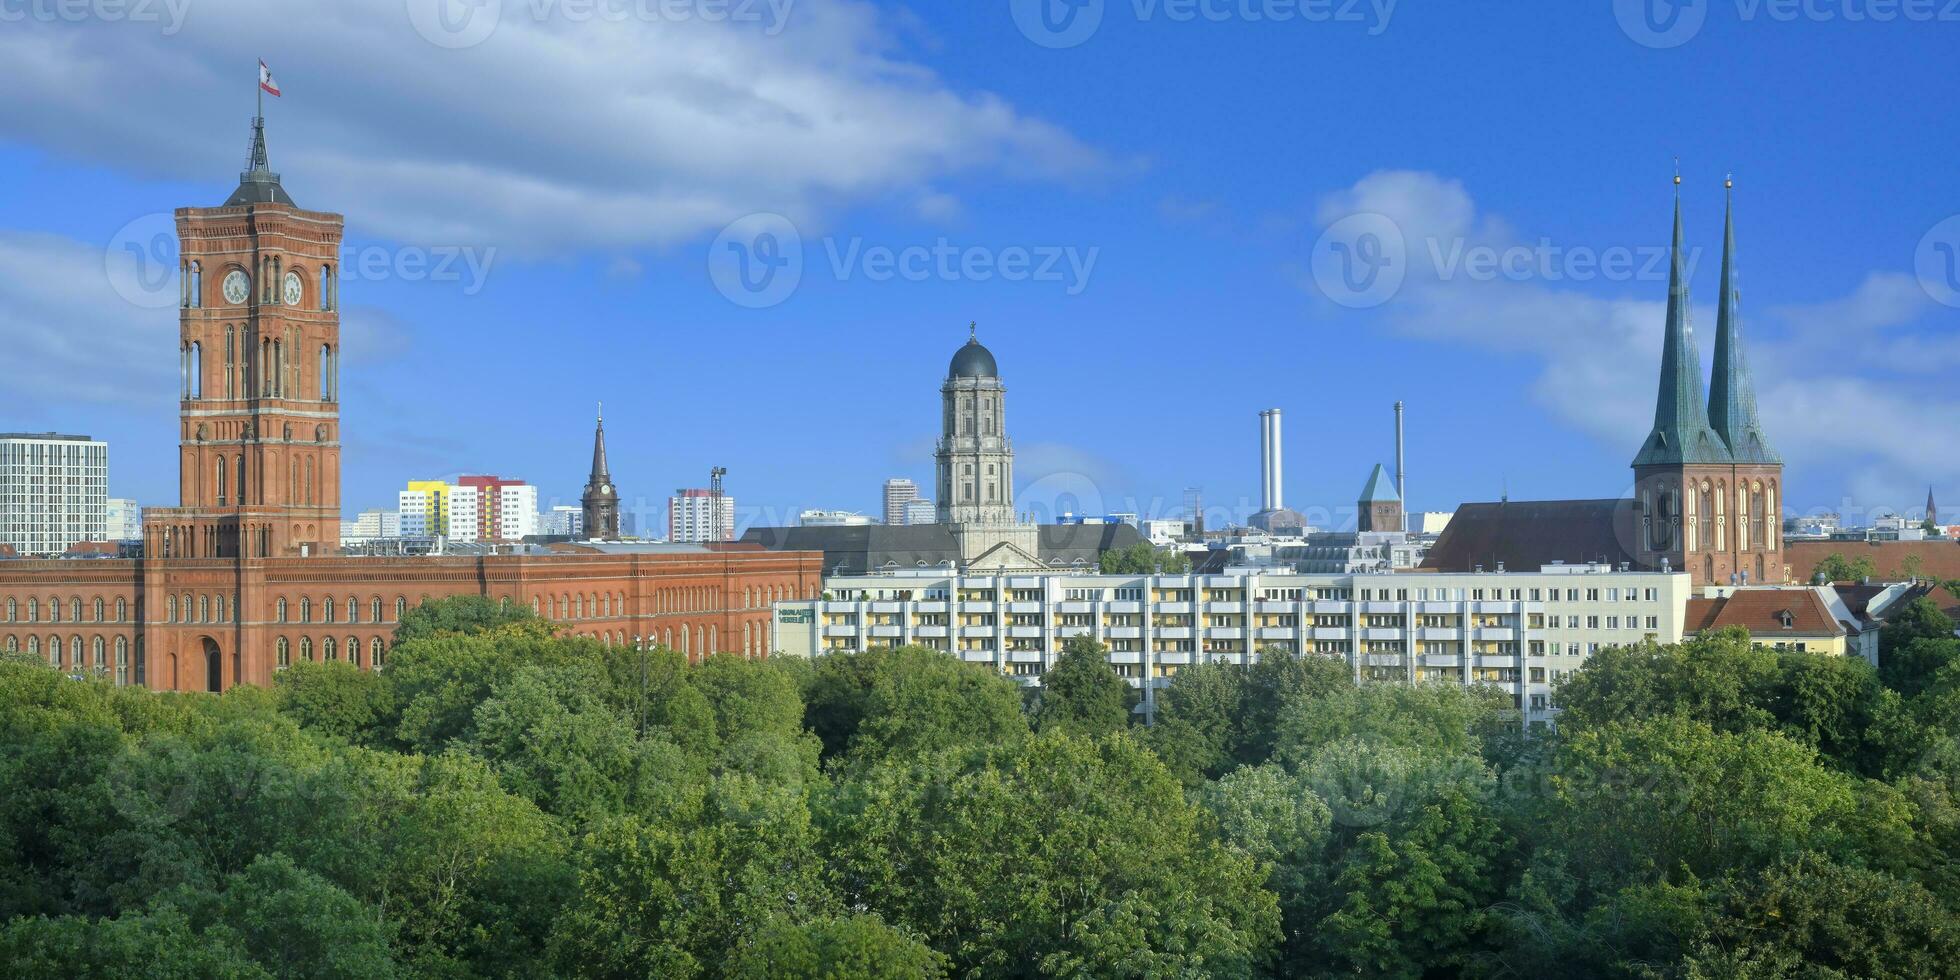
[1707,176,1780,464]
[1633,174,1731,467]
[581,407,620,540]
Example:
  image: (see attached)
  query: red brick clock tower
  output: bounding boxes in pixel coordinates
[145,115,343,559]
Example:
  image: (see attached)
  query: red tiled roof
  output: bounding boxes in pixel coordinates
[1786,540,1960,583]
[1421,499,1640,574]
[1686,588,1844,638]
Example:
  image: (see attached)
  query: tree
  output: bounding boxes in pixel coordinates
[725,915,947,980]
[1684,857,1960,978]
[1275,682,1514,771]
[804,646,1029,765]
[393,594,551,643]
[163,853,400,980]
[1201,764,1333,974]
[0,906,270,979]
[823,731,1279,976]
[1098,541,1189,574]
[1237,649,1353,766]
[273,660,390,745]
[1143,657,1245,785]
[1030,635,1133,736]
[1812,552,1877,584]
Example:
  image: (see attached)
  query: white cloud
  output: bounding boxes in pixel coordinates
[1307,170,1960,511]
[0,0,1100,254]
[0,231,174,410]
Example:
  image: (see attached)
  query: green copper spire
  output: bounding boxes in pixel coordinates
[1358,463,1399,503]
[1707,178,1780,464]
[1633,178,1732,468]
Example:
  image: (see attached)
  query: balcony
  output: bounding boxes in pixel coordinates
[1009,651,1043,663]
[960,626,995,638]
[1416,626,1458,641]
[1418,601,1459,613]
[959,601,996,614]
[1472,627,1516,642]
[1007,601,1043,615]
[869,625,902,638]
[1107,626,1142,640]
[1471,600,1515,614]
[1154,601,1192,615]
[822,625,857,638]
[1256,626,1297,641]
[1204,601,1244,614]
[1361,601,1401,615]
[914,625,948,638]
[1157,651,1193,665]
[1365,654,1405,668]
[1106,600,1142,614]
[1058,624,1094,639]
[1109,651,1142,665]
[1008,625,1042,639]
[869,601,902,613]
[1309,600,1351,614]
[1311,627,1350,641]
[1422,654,1462,668]
[1058,601,1093,615]
[915,601,948,614]
[1155,626,1193,640]
[1254,600,1295,614]
[1206,627,1244,640]
[1360,628,1405,642]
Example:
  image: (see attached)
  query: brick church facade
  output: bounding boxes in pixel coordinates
[0,114,819,691]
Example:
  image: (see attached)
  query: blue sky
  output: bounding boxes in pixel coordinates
[2,0,1956,533]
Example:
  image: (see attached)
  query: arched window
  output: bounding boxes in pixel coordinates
[371,597,383,622]
[300,598,312,623]
[1684,485,1699,553]
[216,456,228,506]
[320,265,333,311]
[371,638,385,668]
[115,598,126,622]
[1767,485,1779,551]
[2,636,13,653]
[575,595,584,619]
[276,637,291,669]
[347,596,358,623]
[166,596,177,623]
[189,341,202,399]
[277,597,288,623]
[91,637,105,674]
[27,636,41,662]
[300,637,314,661]
[4,598,13,622]
[1713,482,1727,552]
[70,598,81,622]
[532,597,540,614]
[324,637,338,661]
[115,637,128,686]
[70,636,82,669]
[305,458,314,505]
[396,597,408,620]
[324,597,336,623]
[134,638,145,685]
[199,596,209,623]
[224,327,235,399]
[92,598,104,622]
[681,624,690,656]
[26,598,37,623]
[187,261,202,308]
[236,454,245,504]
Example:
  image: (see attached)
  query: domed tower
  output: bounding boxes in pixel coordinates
[935,325,1014,526]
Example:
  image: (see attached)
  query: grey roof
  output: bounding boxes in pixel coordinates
[1632,191,1732,468]
[1706,185,1780,464]
[740,522,1143,575]
[223,116,295,207]
[1358,464,1400,503]
[948,335,999,379]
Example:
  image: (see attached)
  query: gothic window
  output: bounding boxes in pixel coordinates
[2,637,12,653]
[199,596,209,623]
[305,459,314,506]
[4,598,12,622]
[166,596,177,623]
[92,637,104,673]
[277,597,288,623]
[70,598,81,622]
[324,637,337,661]
[347,638,361,667]
[187,261,202,308]
[1684,485,1699,553]
[372,597,383,622]
[188,341,202,399]
[320,265,333,311]
[115,637,128,686]
[216,456,228,506]
[300,597,312,623]
[396,597,408,620]
[320,345,331,401]
[26,636,38,660]
[347,596,358,624]
[70,636,82,669]
[236,454,245,504]
[225,328,235,399]
[324,597,335,623]
[1767,485,1779,551]
[276,637,290,669]
[371,638,384,668]
[116,598,126,622]
[1713,482,1726,552]
[92,598,103,622]
[300,637,313,661]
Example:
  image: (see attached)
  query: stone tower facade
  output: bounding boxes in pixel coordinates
[1357,463,1404,533]
[145,115,343,560]
[582,410,620,540]
[935,330,1015,526]
[1631,181,1785,586]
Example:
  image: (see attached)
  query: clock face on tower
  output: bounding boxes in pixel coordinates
[283,271,303,306]
[222,270,250,305]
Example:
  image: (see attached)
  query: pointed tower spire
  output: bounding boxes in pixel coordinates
[581,406,620,540]
[1633,173,1731,467]
[589,407,611,484]
[1706,176,1780,464]
[224,115,295,207]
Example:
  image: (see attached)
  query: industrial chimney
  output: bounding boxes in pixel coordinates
[1394,401,1407,532]
[1259,409,1283,513]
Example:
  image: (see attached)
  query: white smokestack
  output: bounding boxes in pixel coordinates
[1394,401,1406,532]
[1259,409,1283,512]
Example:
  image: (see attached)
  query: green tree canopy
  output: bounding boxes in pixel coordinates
[1030,634,1134,737]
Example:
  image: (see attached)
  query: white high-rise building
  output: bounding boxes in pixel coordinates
[341,509,402,547]
[541,505,584,538]
[883,478,919,526]
[669,489,736,543]
[0,433,108,556]
[902,499,937,526]
[105,498,143,542]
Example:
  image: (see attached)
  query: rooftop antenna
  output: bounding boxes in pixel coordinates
[709,466,728,543]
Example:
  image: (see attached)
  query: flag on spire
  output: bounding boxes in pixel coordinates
[259,60,281,98]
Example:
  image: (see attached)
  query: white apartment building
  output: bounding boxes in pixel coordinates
[340,508,402,547]
[0,433,109,556]
[105,498,143,542]
[902,499,937,526]
[773,563,1692,727]
[883,478,920,526]
[669,489,736,543]
[541,505,584,538]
